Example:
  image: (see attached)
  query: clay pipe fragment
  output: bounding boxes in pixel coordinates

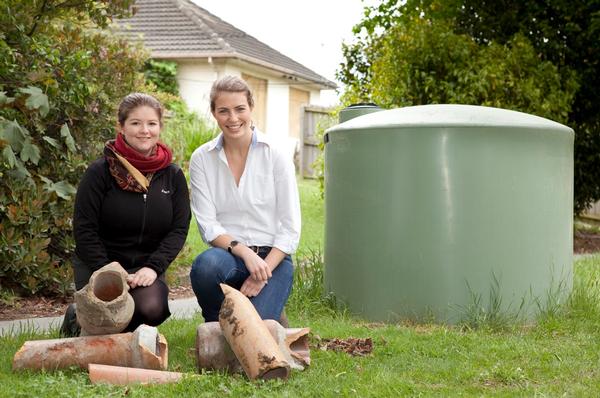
[75,261,134,336]
[264,319,311,369]
[88,364,183,386]
[218,284,290,380]
[12,324,168,372]
[196,320,310,373]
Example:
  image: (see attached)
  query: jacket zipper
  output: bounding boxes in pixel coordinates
[138,193,148,244]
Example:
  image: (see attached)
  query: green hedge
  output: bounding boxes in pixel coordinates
[0,2,146,296]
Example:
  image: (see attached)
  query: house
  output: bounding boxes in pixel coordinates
[115,0,336,157]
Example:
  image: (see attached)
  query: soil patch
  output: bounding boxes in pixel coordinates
[0,273,195,321]
[573,231,600,254]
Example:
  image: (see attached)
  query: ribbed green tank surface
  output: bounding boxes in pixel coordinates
[324,104,574,323]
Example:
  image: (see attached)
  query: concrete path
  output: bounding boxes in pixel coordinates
[0,297,200,336]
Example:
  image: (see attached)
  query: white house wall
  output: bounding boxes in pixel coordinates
[174,60,325,159]
[176,61,216,120]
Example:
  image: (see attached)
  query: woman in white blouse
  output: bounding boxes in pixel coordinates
[189,75,301,323]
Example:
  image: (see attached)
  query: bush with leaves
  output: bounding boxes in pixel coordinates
[365,19,577,124]
[144,60,179,96]
[340,0,600,213]
[0,0,147,296]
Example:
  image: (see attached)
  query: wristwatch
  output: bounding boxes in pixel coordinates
[227,240,239,254]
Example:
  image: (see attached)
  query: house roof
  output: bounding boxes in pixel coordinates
[115,0,337,89]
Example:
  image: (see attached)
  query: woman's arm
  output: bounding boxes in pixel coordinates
[239,146,301,297]
[271,147,302,254]
[189,148,227,243]
[73,161,111,271]
[144,167,191,275]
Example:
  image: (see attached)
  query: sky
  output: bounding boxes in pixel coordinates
[192,0,378,104]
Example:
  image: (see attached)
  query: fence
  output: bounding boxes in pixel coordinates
[299,105,335,178]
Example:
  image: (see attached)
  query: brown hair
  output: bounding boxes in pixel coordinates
[209,75,254,111]
[117,93,164,126]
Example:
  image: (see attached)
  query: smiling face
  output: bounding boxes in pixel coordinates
[119,105,161,156]
[211,91,253,141]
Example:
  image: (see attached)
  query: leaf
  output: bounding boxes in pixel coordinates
[20,138,41,165]
[39,175,53,185]
[44,180,77,200]
[60,123,76,152]
[2,146,17,167]
[18,86,50,117]
[42,136,60,148]
[0,91,14,105]
[0,119,27,151]
[7,159,32,180]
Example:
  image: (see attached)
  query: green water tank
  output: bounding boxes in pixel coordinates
[323,104,574,323]
[338,103,382,123]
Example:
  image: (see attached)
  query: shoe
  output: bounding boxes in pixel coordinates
[59,303,81,337]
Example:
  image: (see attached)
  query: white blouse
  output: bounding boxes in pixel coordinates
[189,129,301,254]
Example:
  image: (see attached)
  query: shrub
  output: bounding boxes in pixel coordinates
[160,99,218,167]
[0,2,146,295]
[144,60,179,96]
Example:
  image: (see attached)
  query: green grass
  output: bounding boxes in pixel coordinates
[4,255,600,396]
[5,185,600,395]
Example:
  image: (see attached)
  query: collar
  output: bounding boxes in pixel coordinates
[208,127,268,152]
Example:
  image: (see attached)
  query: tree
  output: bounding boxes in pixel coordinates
[339,0,600,213]
[0,0,147,295]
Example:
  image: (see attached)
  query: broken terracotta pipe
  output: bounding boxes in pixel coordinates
[218,283,290,380]
[266,320,311,370]
[74,261,134,336]
[88,364,183,386]
[196,320,310,373]
[12,324,168,372]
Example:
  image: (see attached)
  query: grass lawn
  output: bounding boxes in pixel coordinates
[2,179,600,396]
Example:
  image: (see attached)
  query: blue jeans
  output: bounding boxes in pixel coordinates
[190,247,294,322]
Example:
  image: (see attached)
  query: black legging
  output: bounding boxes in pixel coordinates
[123,279,170,331]
[73,256,171,331]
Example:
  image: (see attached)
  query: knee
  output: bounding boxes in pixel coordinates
[138,304,170,326]
[190,248,227,282]
[276,256,294,284]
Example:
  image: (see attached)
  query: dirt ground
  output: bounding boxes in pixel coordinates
[2,233,600,321]
[0,272,195,321]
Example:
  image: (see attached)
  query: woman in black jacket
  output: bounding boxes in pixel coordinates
[60,93,191,336]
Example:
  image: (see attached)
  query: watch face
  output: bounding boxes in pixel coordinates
[228,240,239,253]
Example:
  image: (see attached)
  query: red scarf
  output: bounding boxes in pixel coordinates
[113,132,172,173]
[104,134,173,193]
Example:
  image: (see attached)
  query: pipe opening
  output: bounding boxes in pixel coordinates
[93,272,124,302]
[289,334,309,352]
[261,366,289,380]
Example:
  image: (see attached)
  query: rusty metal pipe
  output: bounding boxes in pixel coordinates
[196,320,310,373]
[12,325,168,372]
[218,284,290,380]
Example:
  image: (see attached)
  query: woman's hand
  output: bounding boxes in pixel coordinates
[240,276,267,297]
[241,250,272,281]
[127,267,157,288]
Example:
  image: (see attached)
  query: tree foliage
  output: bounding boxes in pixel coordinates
[0,0,147,295]
[144,60,179,96]
[339,0,599,213]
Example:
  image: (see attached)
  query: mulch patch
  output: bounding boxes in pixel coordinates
[0,296,71,321]
[317,337,374,356]
[0,285,195,321]
[574,231,600,254]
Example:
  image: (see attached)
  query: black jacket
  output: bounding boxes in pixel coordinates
[73,158,191,275]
